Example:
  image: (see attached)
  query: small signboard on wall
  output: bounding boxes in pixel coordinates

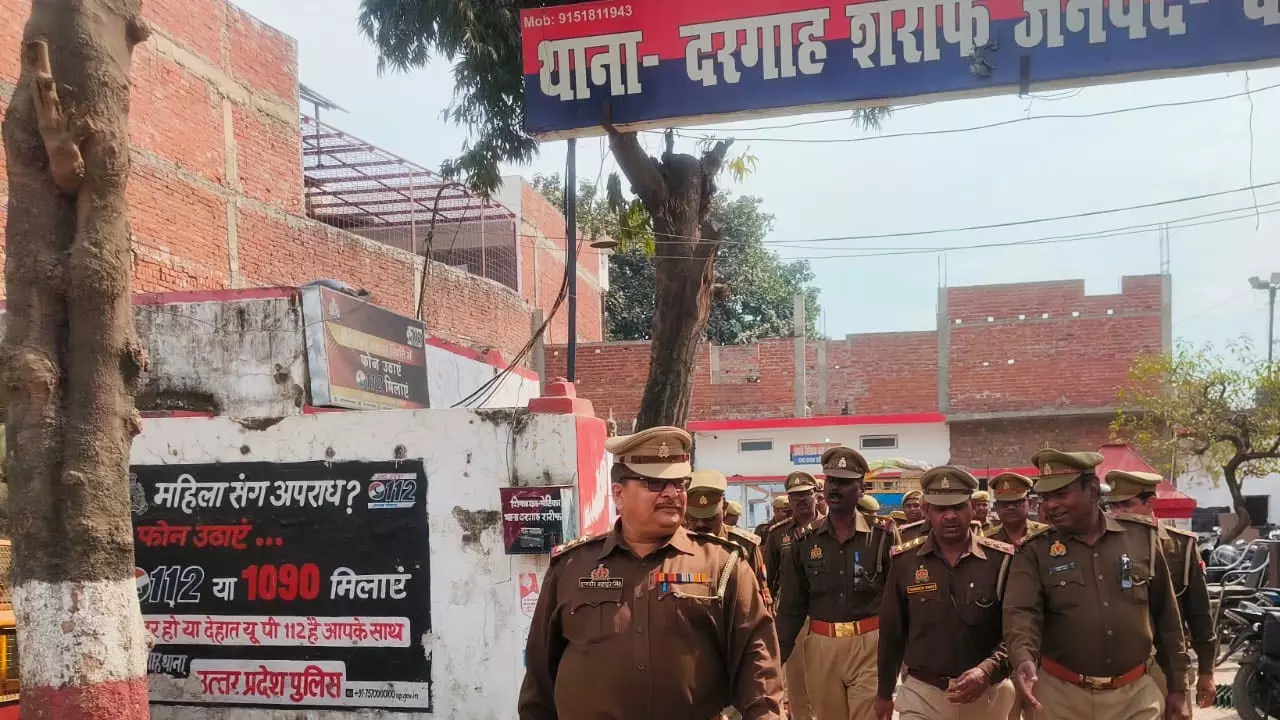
[301,286,430,410]
[500,486,578,554]
[791,442,840,465]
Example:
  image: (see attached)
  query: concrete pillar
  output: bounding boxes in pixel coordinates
[1160,273,1173,354]
[817,340,828,414]
[794,293,807,417]
[531,309,547,395]
[937,286,951,413]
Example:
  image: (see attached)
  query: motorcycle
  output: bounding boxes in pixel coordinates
[1229,602,1280,719]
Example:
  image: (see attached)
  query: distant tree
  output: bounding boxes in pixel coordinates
[1114,340,1280,543]
[359,0,882,428]
[533,177,820,343]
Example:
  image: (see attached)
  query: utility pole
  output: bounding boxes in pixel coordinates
[1249,273,1280,365]
[565,139,578,382]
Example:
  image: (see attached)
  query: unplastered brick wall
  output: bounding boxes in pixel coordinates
[813,331,938,415]
[945,276,1165,414]
[949,415,1116,469]
[0,0,538,361]
[547,275,1166,426]
[517,181,604,345]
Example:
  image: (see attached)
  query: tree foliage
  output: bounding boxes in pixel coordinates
[1114,340,1280,541]
[534,176,821,344]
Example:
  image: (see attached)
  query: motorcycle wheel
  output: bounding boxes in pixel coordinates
[1234,662,1280,720]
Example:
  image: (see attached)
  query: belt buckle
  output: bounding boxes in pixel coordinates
[1081,675,1113,691]
[834,622,856,638]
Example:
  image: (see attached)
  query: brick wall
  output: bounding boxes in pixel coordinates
[0,0,537,361]
[517,182,604,346]
[949,415,1116,469]
[945,276,1165,414]
[549,275,1166,430]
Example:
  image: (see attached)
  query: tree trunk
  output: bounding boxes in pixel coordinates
[606,130,729,431]
[1219,459,1252,545]
[2,2,150,718]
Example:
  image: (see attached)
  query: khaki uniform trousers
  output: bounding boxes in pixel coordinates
[787,623,816,719]
[802,628,879,720]
[1026,671,1163,720]
[896,675,1015,720]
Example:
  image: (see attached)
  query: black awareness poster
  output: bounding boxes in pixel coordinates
[130,460,431,711]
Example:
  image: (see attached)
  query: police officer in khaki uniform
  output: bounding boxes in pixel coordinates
[764,472,822,720]
[726,500,744,527]
[519,427,784,719]
[686,469,772,610]
[971,490,997,532]
[758,495,791,541]
[1105,470,1217,712]
[876,466,1016,720]
[815,476,830,518]
[1003,449,1189,720]
[778,447,901,720]
[985,473,1050,547]
[897,490,928,543]
[764,472,823,599]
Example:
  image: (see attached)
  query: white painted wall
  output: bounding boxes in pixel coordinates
[1180,466,1280,521]
[5,293,541,418]
[425,344,539,409]
[692,421,951,478]
[139,409,593,719]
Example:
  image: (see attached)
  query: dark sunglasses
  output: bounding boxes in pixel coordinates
[624,476,690,493]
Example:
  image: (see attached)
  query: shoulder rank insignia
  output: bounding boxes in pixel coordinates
[551,534,601,559]
[872,515,895,530]
[891,536,927,557]
[978,536,1016,555]
[694,531,739,551]
[1049,539,1068,557]
[1112,512,1158,528]
[1018,523,1051,547]
[728,526,761,545]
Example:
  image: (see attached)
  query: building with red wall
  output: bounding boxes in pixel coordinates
[0,0,602,364]
[547,274,1170,471]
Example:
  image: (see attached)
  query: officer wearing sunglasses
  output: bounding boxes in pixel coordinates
[519,425,784,720]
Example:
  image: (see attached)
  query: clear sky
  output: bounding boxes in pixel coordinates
[233,0,1280,356]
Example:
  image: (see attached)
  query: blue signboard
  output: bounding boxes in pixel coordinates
[520,0,1280,139]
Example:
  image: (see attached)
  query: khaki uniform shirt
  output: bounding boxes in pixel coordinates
[725,525,772,610]
[518,523,785,720]
[897,520,927,544]
[763,516,817,599]
[985,520,1050,547]
[776,512,900,662]
[1003,512,1189,693]
[1160,524,1216,674]
[877,532,1015,699]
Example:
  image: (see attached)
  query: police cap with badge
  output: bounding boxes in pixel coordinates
[687,469,728,518]
[605,426,693,480]
[990,472,1034,502]
[1103,470,1163,504]
[1029,448,1105,492]
[919,465,978,506]
[785,471,817,494]
[820,446,870,480]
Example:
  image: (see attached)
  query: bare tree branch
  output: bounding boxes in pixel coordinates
[603,104,666,210]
